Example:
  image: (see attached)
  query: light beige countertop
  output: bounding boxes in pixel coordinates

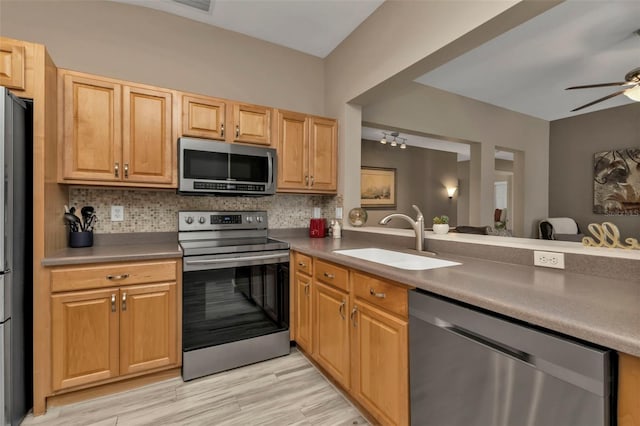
[279,235,640,357]
[42,232,182,266]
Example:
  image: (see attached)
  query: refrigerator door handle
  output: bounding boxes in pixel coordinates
[0,269,10,275]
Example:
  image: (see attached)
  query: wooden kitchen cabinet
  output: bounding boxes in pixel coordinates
[276,110,337,194]
[313,282,350,389]
[351,300,409,426]
[59,70,176,188]
[180,93,272,146]
[0,39,26,91]
[51,288,120,391]
[49,259,181,392]
[294,271,314,354]
[619,352,640,426]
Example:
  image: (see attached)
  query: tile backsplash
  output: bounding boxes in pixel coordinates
[69,187,342,233]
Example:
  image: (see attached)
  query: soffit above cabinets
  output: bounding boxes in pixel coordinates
[110,0,384,58]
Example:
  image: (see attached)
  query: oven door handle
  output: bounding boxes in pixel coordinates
[185,253,288,266]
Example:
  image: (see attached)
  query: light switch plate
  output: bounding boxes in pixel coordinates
[533,250,565,269]
[111,205,124,222]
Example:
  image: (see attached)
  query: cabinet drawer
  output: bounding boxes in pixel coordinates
[294,252,313,275]
[352,272,408,318]
[51,260,178,292]
[314,259,349,292]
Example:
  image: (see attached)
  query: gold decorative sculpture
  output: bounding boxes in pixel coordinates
[582,222,640,250]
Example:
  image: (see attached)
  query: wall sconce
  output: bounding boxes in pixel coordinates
[446,187,457,199]
[380,131,407,149]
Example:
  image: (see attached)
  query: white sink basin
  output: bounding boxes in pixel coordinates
[333,248,461,270]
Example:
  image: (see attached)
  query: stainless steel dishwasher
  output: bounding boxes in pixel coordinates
[409,290,614,426]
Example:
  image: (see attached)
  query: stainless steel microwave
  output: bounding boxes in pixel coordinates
[178,137,276,195]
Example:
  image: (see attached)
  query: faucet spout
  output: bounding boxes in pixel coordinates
[378,205,425,251]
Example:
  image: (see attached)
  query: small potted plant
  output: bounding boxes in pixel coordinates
[432,215,450,235]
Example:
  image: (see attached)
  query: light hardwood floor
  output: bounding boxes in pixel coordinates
[21,349,368,426]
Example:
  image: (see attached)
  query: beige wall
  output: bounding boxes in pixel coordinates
[362,83,549,237]
[0,0,325,115]
[361,139,458,228]
[549,103,640,238]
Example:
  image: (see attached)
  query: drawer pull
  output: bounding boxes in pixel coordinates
[304,282,310,296]
[298,262,306,267]
[124,163,129,179]
[339,300,346,320]
[350,305,358,328]
[220,123,224,137]
[114,162,119,178]
[369,288,386,299]
[323,272,335,279]
[122,292,127,311]
[106,274,130,281]
[235,125,240,138]
[111,294,116,312]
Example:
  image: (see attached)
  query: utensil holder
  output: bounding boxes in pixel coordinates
[69,231,93,248]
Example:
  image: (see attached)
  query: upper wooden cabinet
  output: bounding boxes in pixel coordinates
[181,94,226,140]
[59,70,176,188]
[0,39,26,91]
[180,93,272,146]
[276,110,337,194]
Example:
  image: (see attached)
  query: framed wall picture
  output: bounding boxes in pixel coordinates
[361,166,397,209]
[593,148,640,215]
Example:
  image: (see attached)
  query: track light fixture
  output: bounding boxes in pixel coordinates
[379,131,407,149]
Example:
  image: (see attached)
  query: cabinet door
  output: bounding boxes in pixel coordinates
[0,41,25,90]
[62,73,122,181]
[294,272,313,354]
[182,94,226,140]
[277,110,308,190]
[51,288,120,390]
[122,85,174,185]
[119,282,178,375]
[314,282,350,389]
[352,302,409,426]
[308,117,337,192]
[232,103,272,146]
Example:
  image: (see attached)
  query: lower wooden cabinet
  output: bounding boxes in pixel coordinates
[351,300,409,426]
[49,260,180,392]
[294,271,313,354]
[314,282,350,389]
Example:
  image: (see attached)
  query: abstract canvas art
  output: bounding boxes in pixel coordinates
[593,148,640,215]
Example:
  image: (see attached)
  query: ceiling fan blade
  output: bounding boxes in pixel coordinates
[570,89,628,112]
[566,82,629,90]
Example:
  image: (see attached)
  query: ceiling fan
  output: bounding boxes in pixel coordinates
[566,67,640,112]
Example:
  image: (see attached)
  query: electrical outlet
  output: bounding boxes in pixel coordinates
[111,205,124,222]
[533,250,565,269]
[335,207,343,219]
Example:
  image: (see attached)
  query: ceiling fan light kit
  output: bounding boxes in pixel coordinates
[567,66,640,112]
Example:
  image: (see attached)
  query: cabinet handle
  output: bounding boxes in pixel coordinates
[114,162,119,178]
[111,294,116,312]
[122,292,127,311]
[304,282,310,296]
[124,163,129,178]
[305,175,309,185]
[339,300,346,320]
[235,125,240,138]
[369,288,386,299]
[106,274,130,280]
[298,262,306,268]
[350,306,358,328]
[323,272,334,279]
[310,176,314,186]
[220,123,225,137]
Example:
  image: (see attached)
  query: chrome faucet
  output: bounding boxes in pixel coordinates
[379,204,425,251]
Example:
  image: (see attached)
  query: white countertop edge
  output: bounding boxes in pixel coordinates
[345,226,640,260]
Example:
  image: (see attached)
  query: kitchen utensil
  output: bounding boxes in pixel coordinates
[85,213,97,232]
[64,212,81,232]
[81,206,94,231]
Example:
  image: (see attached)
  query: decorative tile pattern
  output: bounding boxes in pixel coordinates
[68,187,342,233]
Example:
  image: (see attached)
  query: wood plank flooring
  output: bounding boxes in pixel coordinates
[21,350,369,426]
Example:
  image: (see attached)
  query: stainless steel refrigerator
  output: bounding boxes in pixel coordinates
[1,86,29,425]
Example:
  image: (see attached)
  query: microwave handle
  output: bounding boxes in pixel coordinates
[267,151,273,189]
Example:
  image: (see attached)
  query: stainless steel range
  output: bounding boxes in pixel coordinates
[179,211,290,381]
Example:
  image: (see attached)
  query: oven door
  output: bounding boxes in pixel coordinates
[182,250,289,353]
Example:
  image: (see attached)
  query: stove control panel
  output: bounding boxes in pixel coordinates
[179,211,268,231]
